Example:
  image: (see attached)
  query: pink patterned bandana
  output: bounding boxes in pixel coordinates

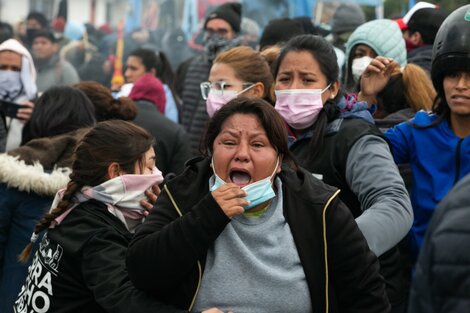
[50,167,164,228]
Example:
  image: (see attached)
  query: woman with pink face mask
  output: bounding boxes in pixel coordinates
[274,34,412,313]
[14,120,193,313]
[200,46,275,118]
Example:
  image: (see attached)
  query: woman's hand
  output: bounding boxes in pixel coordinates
[211,183,248,218]
[359,56,399,104]
[140,184,161,214]
[202,308,234,313]
[16,100,34,122]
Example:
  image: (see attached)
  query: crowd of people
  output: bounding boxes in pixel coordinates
[0,1,469,313]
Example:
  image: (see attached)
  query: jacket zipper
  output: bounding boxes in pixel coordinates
[163,184,203,311]
[453,138,463,185]
[322,189,341,313]
[164,185,340,313]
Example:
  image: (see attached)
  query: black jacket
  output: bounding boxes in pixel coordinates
[408,173,470,313]
[407,45,433,74]
[127,157,390,313]
[133,100,191,176]
[14,200,186,313]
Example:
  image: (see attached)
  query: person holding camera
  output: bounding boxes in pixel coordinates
[0,38,37,152]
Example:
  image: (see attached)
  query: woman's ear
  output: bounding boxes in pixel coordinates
[276,154,283,174]
[330,80,340,99]
[107,162,122,179]
[249,82,265,98]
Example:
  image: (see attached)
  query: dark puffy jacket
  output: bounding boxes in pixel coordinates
[407,45,433,74]
[180,55,212,156]
[408,173,470,313]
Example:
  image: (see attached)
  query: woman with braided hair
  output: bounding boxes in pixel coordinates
[13,120,198,313]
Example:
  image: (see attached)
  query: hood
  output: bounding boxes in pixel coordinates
[0,154,71,196]
[0,38,37,99]
[0,128,88,196]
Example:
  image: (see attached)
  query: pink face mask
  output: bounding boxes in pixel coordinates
[274,85,331,130]
[205,84,255,117]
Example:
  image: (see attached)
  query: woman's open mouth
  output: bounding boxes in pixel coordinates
[229,169,251,187]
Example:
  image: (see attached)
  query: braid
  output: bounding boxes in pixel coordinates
[18,120,154,263]
[18,180,83,263]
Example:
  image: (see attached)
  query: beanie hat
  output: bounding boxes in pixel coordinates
[346,19,407,68]
[204,2,242,33]
[32,29,58,43]
[259,18,304,50]
[331,3,365,34]
[407,8,447,44]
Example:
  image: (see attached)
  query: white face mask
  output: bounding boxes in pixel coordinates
[351,56,374,82]
[0,70,23,101]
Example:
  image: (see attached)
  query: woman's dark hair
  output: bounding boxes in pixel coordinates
[26,86,96,142]
[203,97,298,170]
[74,81,137,121]
[154,50,182,116]
[154,50,175,88]
[273,34,341,160]
[408,69,450,130]
[128,48,158,73]
[19,120,154,262]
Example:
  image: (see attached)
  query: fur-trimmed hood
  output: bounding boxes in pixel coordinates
[0,128,89,196]
[0,154,71,196]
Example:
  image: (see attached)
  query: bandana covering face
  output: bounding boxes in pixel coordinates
[50,167,163,232]
[203,33,241,62]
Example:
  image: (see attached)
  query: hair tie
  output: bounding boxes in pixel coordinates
[30,232,39,244]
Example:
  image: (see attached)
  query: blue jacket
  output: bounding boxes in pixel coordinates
[385,111,470,257]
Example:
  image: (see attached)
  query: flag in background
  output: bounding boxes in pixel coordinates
[111,20,125,88]
[125,0,142,33]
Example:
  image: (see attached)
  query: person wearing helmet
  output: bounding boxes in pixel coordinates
[360,4,470,265]
[406,6,470,312]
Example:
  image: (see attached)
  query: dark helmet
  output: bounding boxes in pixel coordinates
[431,5,470,95]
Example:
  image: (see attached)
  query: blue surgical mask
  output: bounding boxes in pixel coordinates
[210,158,279,210]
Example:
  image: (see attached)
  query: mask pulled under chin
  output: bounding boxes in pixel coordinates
[210,158,279,210]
